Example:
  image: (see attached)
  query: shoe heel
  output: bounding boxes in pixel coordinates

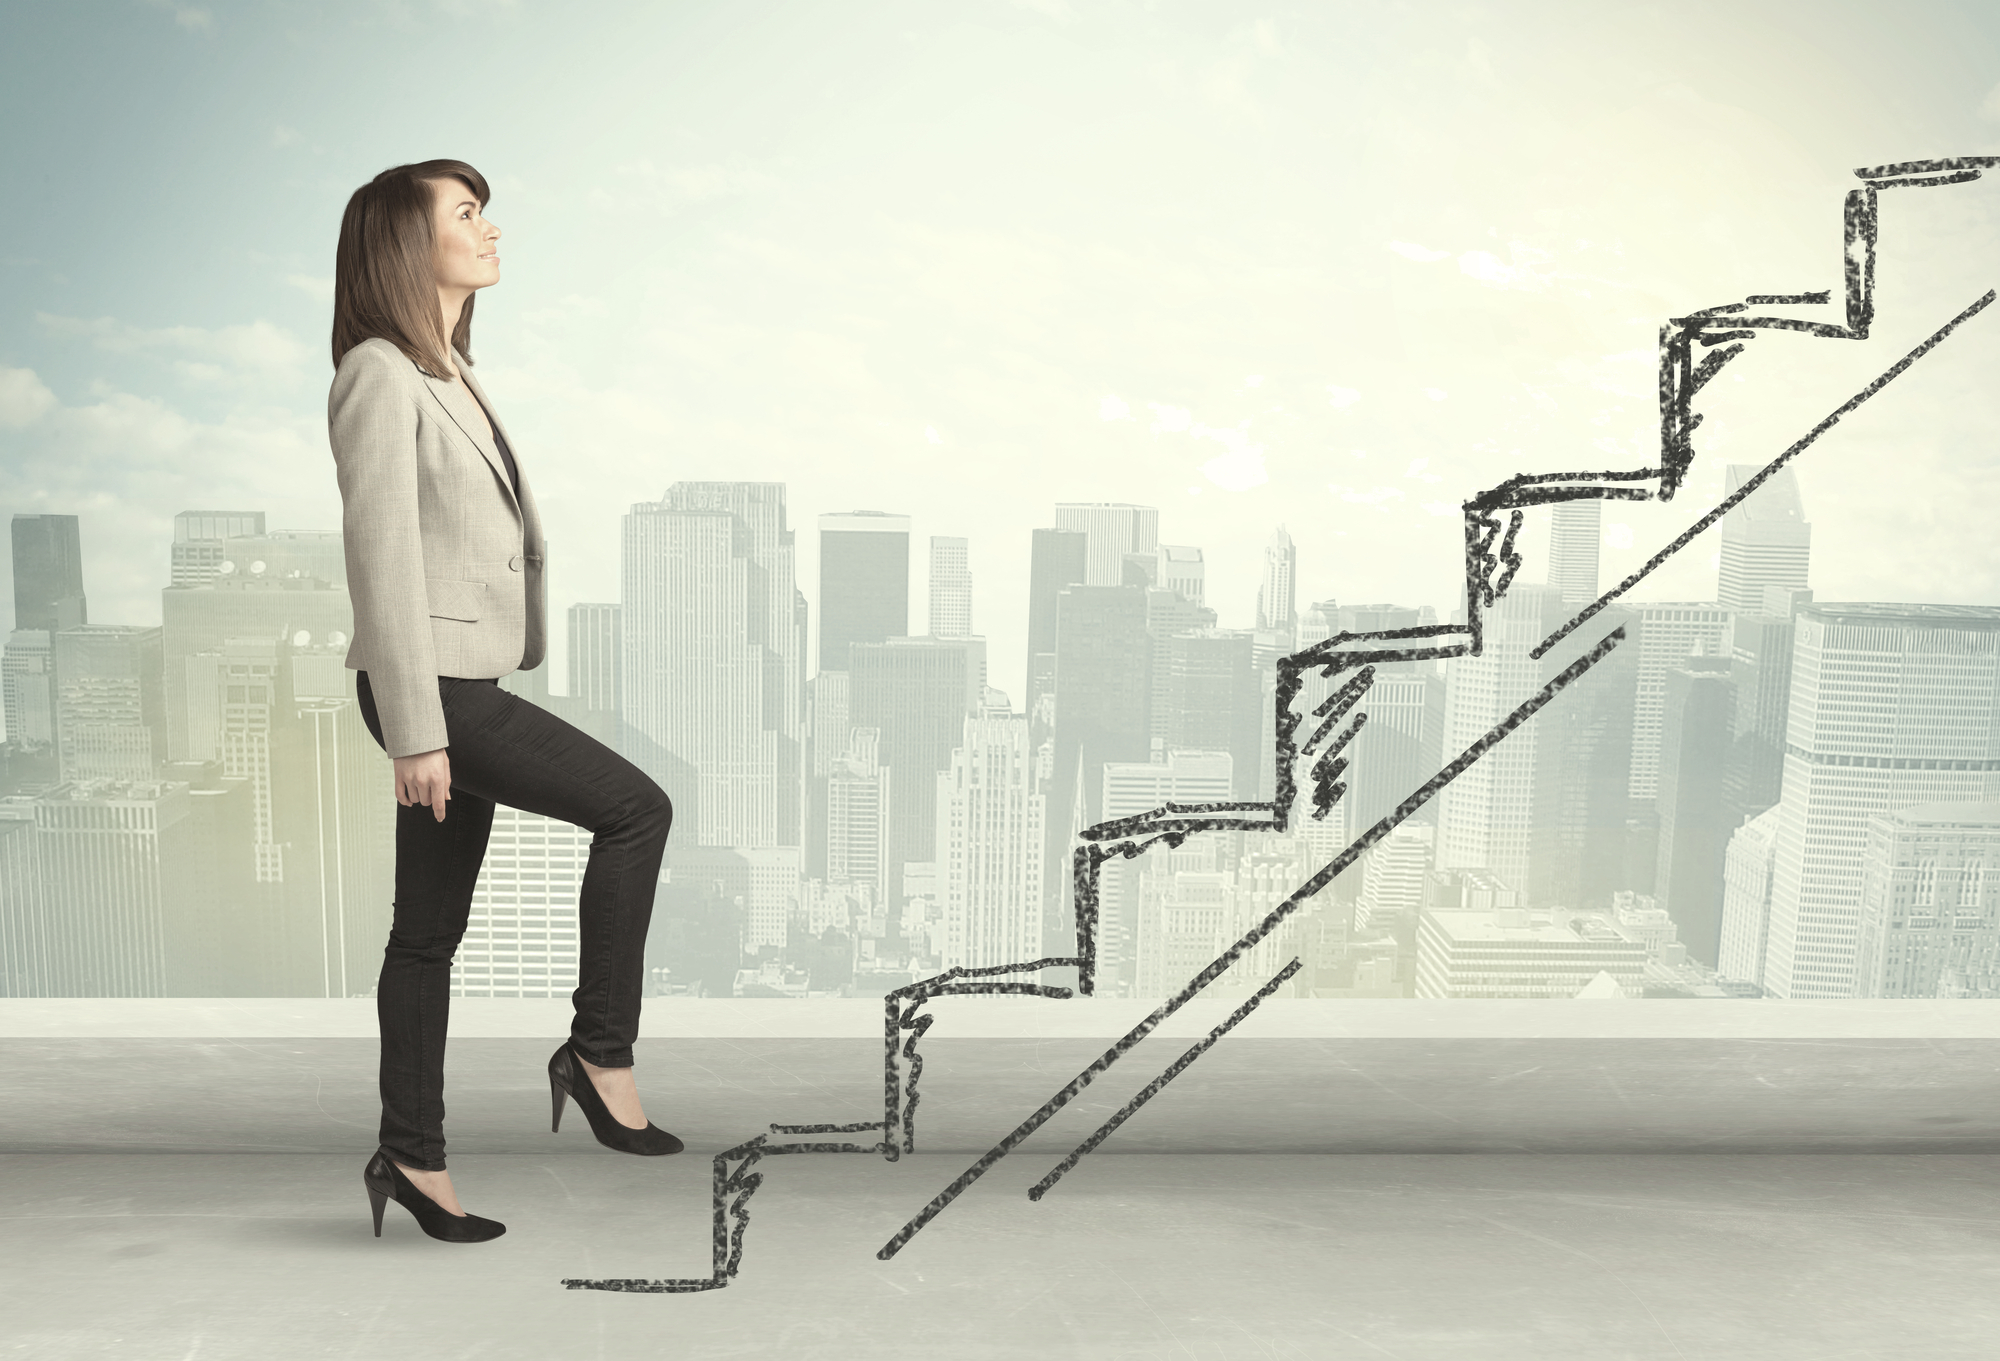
[368,1184,388,1237]
[550,1072,567,1133]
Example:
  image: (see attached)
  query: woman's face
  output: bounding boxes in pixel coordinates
[429,177,500,294]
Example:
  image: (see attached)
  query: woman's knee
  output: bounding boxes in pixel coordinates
[639,782,673,838]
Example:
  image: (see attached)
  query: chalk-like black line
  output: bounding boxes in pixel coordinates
[1855,157,2000,179]
[1688,342,1746,397]
[1026,956,1304,1201]
[873,624,1627,1262]
[1531,289,1994,661]
[1846,188,1878,335]
[561,1136,890,1293]
[1864,170,1984,189]
[1484,484,1656,510]
[1484,467,1661,494]
[1301,670,1373,756]
[1744,292,1832,305]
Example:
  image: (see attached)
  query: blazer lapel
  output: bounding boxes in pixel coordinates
[420,350,521,524]
[456,354,542,562]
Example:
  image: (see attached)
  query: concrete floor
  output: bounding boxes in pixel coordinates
[7,1151,2000,1359]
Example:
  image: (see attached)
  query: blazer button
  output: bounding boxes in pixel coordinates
[508,554,523,571]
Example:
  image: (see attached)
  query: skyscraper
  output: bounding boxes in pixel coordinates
[848,637,970,915]
[456,807,587,999]
[32,777,200,996]
[1052,585,1153,831]
[1717,463,1811,615]
[826,726,890,904]
[1528,601,1642,914]
[1437,584,1570,887]
[54,625,165,785]
[1150,630,1261,799]
[1717,806,1780,988]
[624,483,803,849]
[1546,500,1601,610]
[1355,826,1434,934]
[818,511,909,671]
[292,689,394,998]
[170,511,266,588]
[1054,503,1159,588]
[1853,803,2000,999]
[1155,545,1205,606]
[1027,528,1088,709]
[1629,603,1732,802]
[927,536,972,639]
[3,631,55,752]
[162,532,352,763]
[1722,587,1811,822]
[568,602,621,713]
[1761,604,2000,999]
[1336,617,1447,838]
[935,710,1045,970]
[1096,750,1233,993]
[1652,655,1736,964]
[1256,525,1297,640]
[11,514,86,634]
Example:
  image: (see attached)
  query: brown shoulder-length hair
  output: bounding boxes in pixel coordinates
[331,159,491,376]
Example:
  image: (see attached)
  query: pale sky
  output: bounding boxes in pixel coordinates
[4,0,2000,701]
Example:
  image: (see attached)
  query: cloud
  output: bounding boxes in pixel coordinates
[1142,400,1267,488]
[0,368,58,428]
[1011,0,1075,21]
[1605,522,1634,549]
[925,424,942,444]
[285,274,333,302]
[1982,83,2000,121]
[143,0,214,29]
[1389,241,1451,263]
[1326,385,1360,409]
[270,125,301,149]
[1098,395,1131,421]
[1458,241,1555,291]
[36,313,313,384]
[1329,483,1405,508]
[1195,427,1267,490]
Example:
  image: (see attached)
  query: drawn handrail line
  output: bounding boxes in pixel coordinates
[1027,956,1305,1202]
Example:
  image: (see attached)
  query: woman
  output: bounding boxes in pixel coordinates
[328,159,683,1246]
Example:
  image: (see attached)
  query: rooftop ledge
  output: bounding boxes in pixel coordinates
[6,995,2000,1040]
[12,998,2000,1154]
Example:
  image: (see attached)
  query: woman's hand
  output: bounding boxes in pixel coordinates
[393,748,452,821]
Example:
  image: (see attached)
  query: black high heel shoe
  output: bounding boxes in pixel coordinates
[362,1148,507,1243]
[548,1040,685,1156]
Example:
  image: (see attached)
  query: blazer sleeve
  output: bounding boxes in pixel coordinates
[328,344,449,758]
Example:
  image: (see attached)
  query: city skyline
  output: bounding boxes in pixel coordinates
[8,413,1994,1004]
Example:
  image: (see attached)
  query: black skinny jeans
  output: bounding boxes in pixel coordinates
[354,671,673,1171]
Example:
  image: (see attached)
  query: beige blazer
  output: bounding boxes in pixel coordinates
[328,337,547,758]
